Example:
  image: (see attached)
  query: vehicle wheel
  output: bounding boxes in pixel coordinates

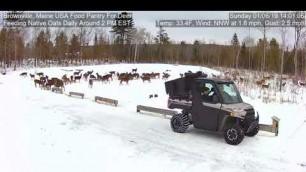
[245,123,259,137]
[170,113,189,133]
[224,124,244,145]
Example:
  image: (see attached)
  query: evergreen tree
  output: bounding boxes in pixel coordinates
[154,26,170,62]
[154,26,170,44]
[69,34,80,64]
[110,12,135,61]
[267,38,280,72]
[180,41,186,63]
[93,34,98,59]
[55,31,68,65]
[35,31,45,62]
[239,42,247,68]
[110,12,135,45]
[193,40,200,64]
[231,33,239,46]
[231,33,240,68]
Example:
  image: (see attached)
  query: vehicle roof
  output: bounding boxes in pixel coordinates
[195,77,234,84]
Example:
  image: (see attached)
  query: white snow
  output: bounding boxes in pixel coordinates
[0,63,306,172]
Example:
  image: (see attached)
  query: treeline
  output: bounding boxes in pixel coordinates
[0,11,305,77]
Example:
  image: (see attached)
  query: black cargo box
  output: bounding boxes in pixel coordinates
[165,71,205,98]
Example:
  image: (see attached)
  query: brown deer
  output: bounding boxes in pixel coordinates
[96,73,103,80]
[36,72,44,77]
[34,79,44,88]
[74,75,82,82]
[119,76,130,85]
[88,79,93,88]
[62,77,71,85]
[40,76,48,83]
[30,74,35,79]
[239,77,244,83]
[132,68,137,73]
[90,75,96,80]
[132,73,140,79]
[82,73,88,81]
[151,72,160,79]
[74,71,81,75]
[261,83,270,89]
[54,79,65,91]
[256,79,265,86]
[101,75,110,83]
[70,75,75,83]
[140,76,151,83]
[87,70,94,75]
[105,74,113,81]
[20,72,27,77]
[45,79,55,90]
[162,73,170,80]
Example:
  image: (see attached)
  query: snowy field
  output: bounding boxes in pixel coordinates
[0,63,306,172]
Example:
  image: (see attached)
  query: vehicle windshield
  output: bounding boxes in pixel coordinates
[217,83,242,104]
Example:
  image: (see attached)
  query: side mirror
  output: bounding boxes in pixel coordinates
[212,95,219,103]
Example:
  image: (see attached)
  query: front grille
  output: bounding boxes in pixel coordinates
[241,108,256,131]
[245,108,255,119]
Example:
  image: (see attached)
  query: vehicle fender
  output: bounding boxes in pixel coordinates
[219,115,240,131]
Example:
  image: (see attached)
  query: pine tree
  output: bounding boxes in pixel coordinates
[154,26,170,44]
[180,41,186,63]
[110,12,135,45]
[110,12,135,61]
[267,38,280,72]
[55,31,68,65]
[231,33,239,46]
[69,34,80,64]
[35,31,45,64]
[154,26,170,62]
[239,42,247,68]
[193,40,200,64]
[231,33,240,68]
[93,34,98,59]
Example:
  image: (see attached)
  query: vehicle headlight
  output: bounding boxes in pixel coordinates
[230,109,246,118]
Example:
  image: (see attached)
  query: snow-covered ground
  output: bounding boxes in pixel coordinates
[0,63,306,172]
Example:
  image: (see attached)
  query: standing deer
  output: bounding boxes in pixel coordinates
[20,72,27,77]
[89,79,93,88]
[30,74,35,79]
[140,76,151,83]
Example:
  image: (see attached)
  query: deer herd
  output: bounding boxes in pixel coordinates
[19,67,172,91]
[214,69,306,92]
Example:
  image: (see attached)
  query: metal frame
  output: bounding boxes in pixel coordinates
[94,96,118,107]
[136,105,177,119]
[69,92,84,99]
[259,116,280,136]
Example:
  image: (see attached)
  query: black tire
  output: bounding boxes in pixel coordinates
[224,124,244,145]
[245,123,259,137]
[170,113,189,133]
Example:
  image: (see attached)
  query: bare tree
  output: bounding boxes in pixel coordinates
[258,15,271,75]
[77,27,94,64]
[292,11,306,78]
[131,27,146,62]
[278,26,289,92]
[243,35,255,69]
